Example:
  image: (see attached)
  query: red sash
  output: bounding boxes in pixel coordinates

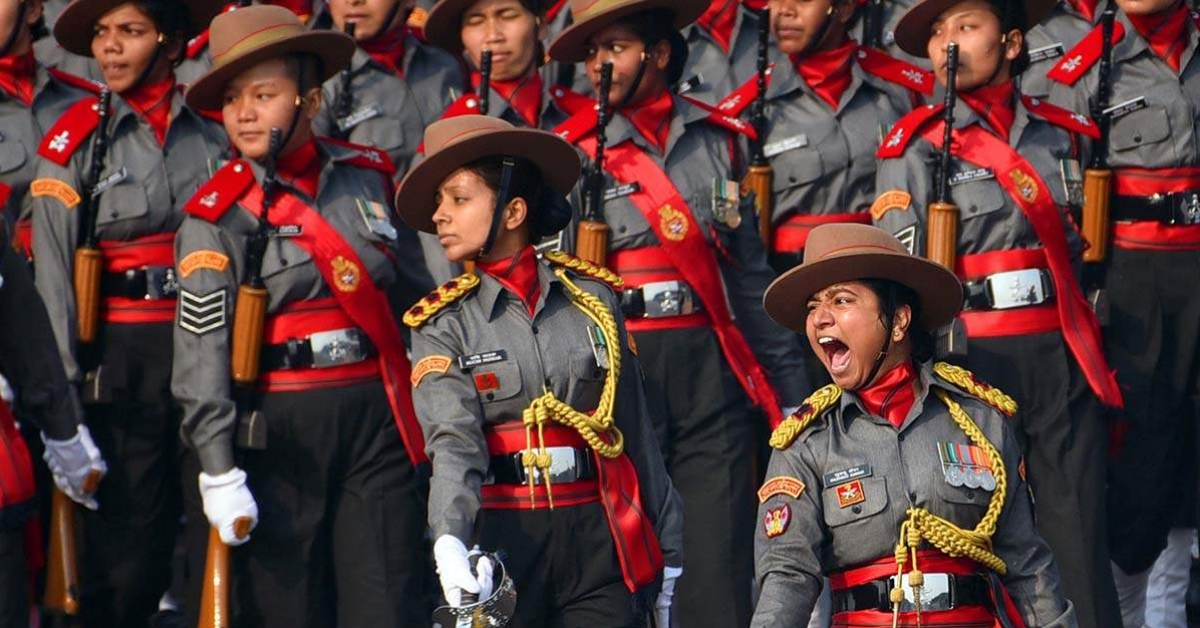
[918,124,1123,409]
[581,137,784,427]
[240,186,428,465]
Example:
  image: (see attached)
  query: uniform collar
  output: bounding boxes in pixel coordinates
[477,255,562,321]
[1112,7,1200,72]
[361,25,410,77]
[605,93,708,159]
[959,80,1016,143]
[789,38,858,110]
[1126,0,1191,72]
[837,361,960,433]
[0,52,35,105]
[1064,0,1099,23]
[767,44,869,115]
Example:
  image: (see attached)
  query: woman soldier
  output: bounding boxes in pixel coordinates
[28,1,226,626]
[753,223,1077,628]
[172,5,431,626]
[872,1,1125,626]
[398,114,682,627]
[547,0,810,626]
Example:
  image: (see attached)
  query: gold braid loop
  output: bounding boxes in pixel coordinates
[543,250,624,291]
[517,268,625,508]
[769,384,842,450]
[402,273,481,328]
[933,362,1018,417]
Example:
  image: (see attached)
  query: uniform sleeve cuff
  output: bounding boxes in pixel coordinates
[197,438,236,476]
[434,518,475,546]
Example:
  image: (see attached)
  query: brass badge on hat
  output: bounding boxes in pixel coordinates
[659,204,689,241]
[1010,169,1040,202]
[332,256,361,292]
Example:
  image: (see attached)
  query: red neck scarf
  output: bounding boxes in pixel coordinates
[960,80,1016,142]
[479,71,543,127]
[857,361,918,429]
[124,76,175,145]
[269,0,311,21]
[620,89,673,154]
[275,138,320,199]
[478,245,541,316]
[1128,1,1190,72]
[696,0,739,53]
[361,26,409,78]
[790,38,856,109]
[0,52,34,106]
[1066,0,1097,23]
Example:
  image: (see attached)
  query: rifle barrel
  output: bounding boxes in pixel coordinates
[335,21,357,131]
[585,62,614,222]
[935,43,958,204]
[1091,8,1116,169]
[479,50,492,116]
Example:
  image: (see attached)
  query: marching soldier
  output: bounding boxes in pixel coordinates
[872,1,1125,626]
[676,0,765,105]
[174,6,431,625]
[752,223,1077,628]
[28,1,227,626]
[548,0,810,625]
[1021,0,1103,98]
[399,114,684,628]
[1044,0,1200,621]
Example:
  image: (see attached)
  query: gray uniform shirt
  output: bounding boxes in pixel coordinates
[410,262,684,568]
[1022,1,1099,99]
[752,362,1077,628]
[679,7,762,106]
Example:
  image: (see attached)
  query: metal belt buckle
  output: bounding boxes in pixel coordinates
[515,446,581,484]
[310,328,367,368]
[144,266,178,300]
[886,572,954,612]
[984,268,1049,310]
[641,280,696,318]
[1169,191,1200,225]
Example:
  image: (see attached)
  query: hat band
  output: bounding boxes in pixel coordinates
[429,128,496,157]
[213,23,304,68]
[814,243,903,260]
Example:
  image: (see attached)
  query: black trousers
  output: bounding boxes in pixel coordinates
[479,501,641,628]
[77,322,181,628]
[635,326,757,628]
[183,381,429,628]
[962,331,1121,628]
[0,523,27,628]
[1104,246,1200,573]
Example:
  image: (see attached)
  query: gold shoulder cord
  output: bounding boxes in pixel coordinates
[517,268,625,509]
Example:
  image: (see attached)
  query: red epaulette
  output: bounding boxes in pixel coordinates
[187,29,210,59]
[551,107,598,145]
[876,103,945,159]
[38,96,103,166]
[713,66,774,118]
[444,91,482,118]
[549,85,595,117]
[1046,19,1126,86]
[856,46,934,97]
[1021,95,1101,139]
[544,0,569,23]
[320,137,396,175]
[0,182,11,209]
[686,96,757,140]
[47,68,102,94]
[184,159,254,223]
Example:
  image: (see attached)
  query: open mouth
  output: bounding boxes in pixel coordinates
[818,336,851,374]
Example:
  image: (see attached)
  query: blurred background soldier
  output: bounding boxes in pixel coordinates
[1021,0,1104,99]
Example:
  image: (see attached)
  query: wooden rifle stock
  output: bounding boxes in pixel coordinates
[745,165,773,244]
[73,88,113,343]
[43,471,102,616]
[230,128,281,385]
[575,62,614,267]
[198,517,253,628]
[926,43,959,270]
[1083,9,1117,263]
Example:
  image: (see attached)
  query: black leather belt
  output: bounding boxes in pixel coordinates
[260,328,376,371]
[963,268,1055,311]
[832,573,992,613]
[620,280,703,318]
[102,267,178,300]
[1114,192,1200,225]
[487,447,596,485]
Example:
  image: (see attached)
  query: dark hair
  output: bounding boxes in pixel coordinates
[860,278,934,363]
[131,0,193,67]
[284,53,325,94]
[611,8,688,85]
[984,0,1032,75]
[462,156,572,241]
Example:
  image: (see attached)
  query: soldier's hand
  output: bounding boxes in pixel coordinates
[199,468,258,546]
[655,566,682,628]
[41,424,107,510]
[433,535,493,606]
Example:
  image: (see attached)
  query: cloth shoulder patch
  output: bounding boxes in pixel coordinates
[713,66,774,118]
[178,288,227,335]
[184,160,255,223]
[549,86,596,117]
[1020,95,1101,139]
[179,250,230,278]
[543,250,624,291]
[1046,20,1126,87]
[869,190,912,221]
[763,504,791,538]
[320,138,396,176]
[856,46,934,96]
[38,96,103,166]
[46,68,103,95]
[551,107,599,145]
[411,355,452,386]
[684,96,757,140]
[403,273,481,328]
[758,476,806,503]
[877,104,944,159]
[30,178,81,208]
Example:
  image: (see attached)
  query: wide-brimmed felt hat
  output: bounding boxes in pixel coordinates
[763,224,962,333]
[54,0,227,57]
[185,5,355,111]
[395,115,581,234]
[548,0,708,62]
[894,0,1055,58]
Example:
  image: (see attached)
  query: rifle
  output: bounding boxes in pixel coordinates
[43,472,102,619]
[478,49,493,116]
[334,21,357,139]
[926,42,959,271]
[743,6,773,245]
[1082,8,1116,264]
[198,517,253,628]
[73,88,113,344]
[862,0,884,49]
[575,62,614,266]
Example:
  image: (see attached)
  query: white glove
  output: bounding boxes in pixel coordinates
[198,468,258,546]
[41,425,106,510]
[433,535,494,606]
[0,373,15,405]
[655,566,682,628]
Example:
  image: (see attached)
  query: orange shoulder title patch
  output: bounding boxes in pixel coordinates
[869,190,912,222]
[179,250,230,278]
[411,355,452,387]
[758,476,806,503]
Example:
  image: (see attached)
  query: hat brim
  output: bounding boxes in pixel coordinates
[185,31,355,111]
[547,0,707,63]
[894,0,1055,58]
[395,129,582,234]
[763,252,963,333]
[54,0,225,57]
[423,0,476,53]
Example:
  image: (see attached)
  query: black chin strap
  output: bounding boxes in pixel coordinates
[127,32,167,92]
[477,158,517,260]
[0,0,27,59]
[798,4,836,57]
[616,51,649,109]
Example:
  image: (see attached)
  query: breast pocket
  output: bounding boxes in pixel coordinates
[566,349,606,408]
[0,134,28,174]
[821,477,889,528]
[95,179,149,227]
[934,477,993,524]
[771,145,824,195]
[474,360,525,421]
[1110,105,1171,155]
[260,237,314,280]
[954,179,1008,221]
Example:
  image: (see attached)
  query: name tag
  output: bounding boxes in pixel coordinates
[604,183,640,201]
[1104,97,1147,120]
[271,225,302,237]
[337,104,382,131]
[459,349,508,370]
[950,167,995,186]
[823,464,872,487]
[763,134,809,158]
[676,74,703,95]
[92,167,128,197]
[1028,43,1065,64]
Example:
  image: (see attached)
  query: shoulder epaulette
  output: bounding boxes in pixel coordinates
[319,137,396,175]
[856,46,934,97]
[1046,19,1126,87]
[184,159,255,223]
[685,96,757,140]
[417,93,485,153]
[544,0,568,23]
[187,29,210,59]
[1020,95,1101,139]
[933,362,1018,417]
[38,96,103,165]
[551,107,598,145]
[877,103,944,159]
[769,384,843,450]
[713,66,774,118]
[403,273,481,328]
[549,86,595,117]
[543,250,623,291]
[46,68,102,94]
